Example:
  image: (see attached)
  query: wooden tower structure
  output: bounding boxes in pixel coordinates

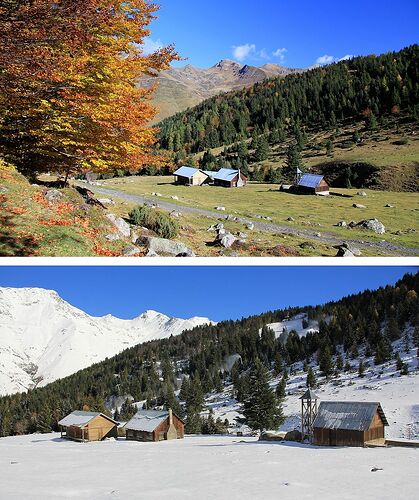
[300,389,320,442]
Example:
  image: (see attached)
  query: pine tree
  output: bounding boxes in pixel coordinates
[243,359,285,432]
[319,346,334,377]
[276,376,287,399]
[306,367,317,388]
[254,135,270,162]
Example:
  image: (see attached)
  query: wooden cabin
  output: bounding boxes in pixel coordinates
[297,174,329,195]
[125,409,184,442]
[58,411,118,442]
[173,166,210,186]
[212,168,248,188]
[312,402,389,447]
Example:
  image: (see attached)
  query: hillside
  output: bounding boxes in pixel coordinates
[0,287,213,395]
[0,272,417,438]
[157,46,419,190]
[143,60,302,123]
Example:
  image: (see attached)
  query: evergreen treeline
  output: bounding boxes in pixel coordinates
[0,273,417,437]
[158,45,419,155]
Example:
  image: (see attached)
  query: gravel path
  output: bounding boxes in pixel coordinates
[85,184,419,256]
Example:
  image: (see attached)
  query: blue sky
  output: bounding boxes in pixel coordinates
[0,267,415,321]
[143,0,419,68]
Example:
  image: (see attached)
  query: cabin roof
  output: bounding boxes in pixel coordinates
[125,410,170,432]
[174,166,205,178]
[58,411,117,428]
[213,168,240,182]
[298,174,325,189]
[313,402,389,431]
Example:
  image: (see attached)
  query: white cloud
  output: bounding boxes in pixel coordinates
[259,48,270,60]
[316,54,335,65]
[339,54,354,61]
[273,47,287,62]
[142,38,163,55]
[232,43,257,61]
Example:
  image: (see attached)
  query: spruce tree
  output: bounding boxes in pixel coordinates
[306,367,317,388]
[243,359,285,432]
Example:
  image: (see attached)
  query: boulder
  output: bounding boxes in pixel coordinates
[300,242,316,250]
[170,211,182,218]
[130,230,139,244]
[246,222,255,231]
[171,196,179,200]
[336,220,347,227]
[98,198,114,205]
[219,233,236,248]
[284,429,303,442]
[336,247,355,257]
[355,218,385,234]
[216,206,226,211]
[106,213,131,237]
[122,246,141,256]
[334,242,362,257]
[105,234,120,241]
[237,232,247,238]
[44,189,63,202]
[385,204,395,208]
[357,191,367,197]
[146,249,159,257]
[136,236,195,257]
[259,431,286,442]
[287,217,295,222]
[353,204,366,209]
[152,192,162,197]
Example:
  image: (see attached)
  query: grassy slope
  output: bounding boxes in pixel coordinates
[0,165,130,257]
[100,176,419,254]
[194,117,419,192]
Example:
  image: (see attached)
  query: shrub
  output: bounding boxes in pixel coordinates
[129,205,179,239]
[393,138,408,146]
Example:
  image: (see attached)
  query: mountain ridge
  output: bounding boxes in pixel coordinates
[144,59,303,123]
[0,287,213,395]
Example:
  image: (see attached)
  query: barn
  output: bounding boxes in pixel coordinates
[58,411,118,442]
[212,168,248,188]
[173,166,210,186]
[297,174,329,195]
[312,401,389,447]
[125,409,184,442]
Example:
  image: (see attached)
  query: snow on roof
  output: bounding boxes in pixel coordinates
[298,174,325,189]
[174,166,203,178]
[125,410,169,433]
[58,411,117,428]
[213,168,240,182]
[313,402,389,431]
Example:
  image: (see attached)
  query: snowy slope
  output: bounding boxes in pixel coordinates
[207,339,419,440]
[0,287,213,395]
[266,313,320,338]
[1,434,418,500]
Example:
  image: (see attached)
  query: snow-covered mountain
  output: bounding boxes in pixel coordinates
[0,287,213,395]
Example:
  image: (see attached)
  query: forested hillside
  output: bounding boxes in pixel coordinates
[0,273,417,437]
[158,45,418,156]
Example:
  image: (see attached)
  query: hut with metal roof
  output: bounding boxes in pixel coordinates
[58,411,118,442]
[312,401,389,447]
[125,409,184,442]
[297,173,329,195]
[173,166,210,186]
[212,168,248,188]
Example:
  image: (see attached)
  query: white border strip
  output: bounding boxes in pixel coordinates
[0,257,418,267]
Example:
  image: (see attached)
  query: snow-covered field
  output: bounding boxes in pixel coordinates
[0,433,418,500]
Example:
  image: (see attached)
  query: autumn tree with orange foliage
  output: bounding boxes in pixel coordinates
[0,0,178,182]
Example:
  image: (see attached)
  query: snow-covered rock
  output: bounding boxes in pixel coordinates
[0,287,213,395]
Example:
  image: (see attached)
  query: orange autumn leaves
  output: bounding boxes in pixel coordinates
[0,1,179,178]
